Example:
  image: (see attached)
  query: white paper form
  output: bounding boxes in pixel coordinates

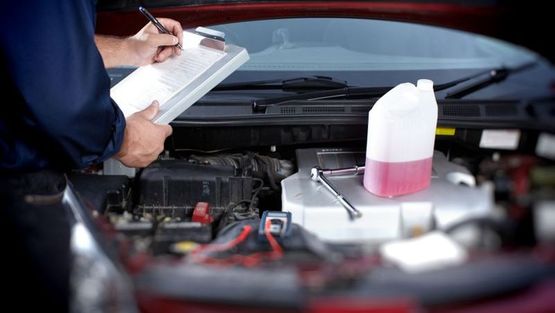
[111,32,225,117]
[105,28,249,176]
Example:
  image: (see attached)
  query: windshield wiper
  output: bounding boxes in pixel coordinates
[251,85,391,112]
[214,75,348,92]
[250,62,537,112]
[444,62,536,99]
[250,77,468,112]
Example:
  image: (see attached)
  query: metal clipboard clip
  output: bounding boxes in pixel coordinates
[191,26,226,51]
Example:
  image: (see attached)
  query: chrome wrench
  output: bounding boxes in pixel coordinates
[310,166,364,220]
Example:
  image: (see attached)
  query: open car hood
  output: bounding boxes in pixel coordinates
[96,0,553,62]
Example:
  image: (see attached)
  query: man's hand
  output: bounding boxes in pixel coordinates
[126,18,183,66]
[116,101,172,168]
[95,18,183,68]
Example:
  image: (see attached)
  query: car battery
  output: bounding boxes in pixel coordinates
[281,148,494,243]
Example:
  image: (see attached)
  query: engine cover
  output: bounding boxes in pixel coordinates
[137,160,253,216]
[281,148,494,243]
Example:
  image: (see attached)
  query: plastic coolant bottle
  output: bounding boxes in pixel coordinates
[363,79,438,197]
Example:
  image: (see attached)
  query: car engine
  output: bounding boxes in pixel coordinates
[69,141,555,310]
[86,146,506,253]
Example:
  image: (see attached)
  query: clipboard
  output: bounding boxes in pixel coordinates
[110,27,249,124]
[105,27,249,175]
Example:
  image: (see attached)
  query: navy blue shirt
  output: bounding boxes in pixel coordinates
[0,0,125,172]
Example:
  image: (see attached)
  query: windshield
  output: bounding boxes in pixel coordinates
[213,18,537,72]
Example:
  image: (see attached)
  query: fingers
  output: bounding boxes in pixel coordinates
[162,124,173,137]
[146,33,179,48]
[140,101,160,120]
[137,17,182,65]
[154,47,175,62]
[158,18,183,46]
[117,107,172,168]
[147,33,180,61]
[138,101,172,137]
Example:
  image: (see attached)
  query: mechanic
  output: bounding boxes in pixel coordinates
[0,1,182,311]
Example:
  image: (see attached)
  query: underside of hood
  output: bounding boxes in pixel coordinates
[96,1,553,62]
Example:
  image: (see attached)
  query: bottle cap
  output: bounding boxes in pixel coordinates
[417,79,434,91]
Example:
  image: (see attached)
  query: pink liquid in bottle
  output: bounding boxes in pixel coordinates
[363,157,432,197]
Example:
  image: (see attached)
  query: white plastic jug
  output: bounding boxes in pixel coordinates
[363,79,438,197]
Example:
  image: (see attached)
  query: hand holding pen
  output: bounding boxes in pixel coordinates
[139,6,184,50]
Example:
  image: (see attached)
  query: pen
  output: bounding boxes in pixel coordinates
[138,6,183,50]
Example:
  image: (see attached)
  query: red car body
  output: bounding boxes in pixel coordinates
[92,2,555,312]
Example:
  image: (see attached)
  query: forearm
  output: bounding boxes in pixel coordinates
[94,35,130,68]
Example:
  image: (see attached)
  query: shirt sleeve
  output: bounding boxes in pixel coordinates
[0,1,125,169]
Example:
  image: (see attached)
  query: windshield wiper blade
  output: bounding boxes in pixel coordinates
[444,62,537,99]
[251,79,467,112]
[251,86,390,111]
[214,75,348,92]
[250,62,537,112]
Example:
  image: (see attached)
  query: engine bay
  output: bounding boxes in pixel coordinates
[70,135,555,310]
[97,153,292,254]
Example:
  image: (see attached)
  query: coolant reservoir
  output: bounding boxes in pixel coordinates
[363,79,438,197]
